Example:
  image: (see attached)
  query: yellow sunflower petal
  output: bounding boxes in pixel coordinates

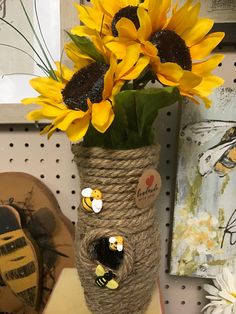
[181,18,214,47]
[29,77,64,103]
[92,100,114,133]
[76,4,109,35]
[194,75,224,97]
[26,110,49,121]
[190,32,225,60]
[142,0,170,32]
[157,62,184,86]
[167,0,193,31]
[192,54,224,76]
[179,71,202,91]
[121,56,150,80]
[71,25,99,37]
[66,113,91,142]
[55,62,74,82]
[93,0,121,18]
[55,109,89,131]
[65,42,93,71]
[103,54,117,99]
[137,7,152,41]
[115,44,140,79]
[116,18,138,40]
[172,2,201,36]
[141,41,158,58]
[105,40,132,59]
[121,0,139,6]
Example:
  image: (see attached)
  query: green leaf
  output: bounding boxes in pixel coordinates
[66,32,105,63]
[134,87,180,142]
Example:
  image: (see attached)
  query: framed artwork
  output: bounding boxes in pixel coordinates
[170,87,236,278]
[201,0,236,44]
[0,0,80,123]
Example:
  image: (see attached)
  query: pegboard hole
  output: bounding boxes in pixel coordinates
[181,301,186,305]
[165,284,169,289]
[9,158,13,163]
[40,143,45,148]
[181,285,186,289]
[71,174,76,179]
[9,127,14,132]
[40,174,45,179]
[164,300,169,305]
[40,159,44,163]
[56,143,60,148]
[56,159,60,163]
[25,143,29,147]
[71,190,76,194]
[56,175,60,179]
[218,62,222,67]
[167,111,171,116]
[24,159,29,163]
[166,176,170,180]
[197,302,202,306]
[71,206,76,210]
[9,143,14,147]
[56,190,60,194]
[24,127,29,132]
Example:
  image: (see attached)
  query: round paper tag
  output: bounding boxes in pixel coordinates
[135,169,162,209]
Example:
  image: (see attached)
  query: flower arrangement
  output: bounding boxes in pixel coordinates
[202,266,236,313]
[0,0,224,149]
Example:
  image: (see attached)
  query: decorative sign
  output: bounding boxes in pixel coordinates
[135,169,161,209]
[170,88,236,278]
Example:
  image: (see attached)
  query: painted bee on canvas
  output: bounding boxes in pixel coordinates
[81,188,103,213]
[95,265,118,290]
[0,205,41,309]
[181,120,236,177]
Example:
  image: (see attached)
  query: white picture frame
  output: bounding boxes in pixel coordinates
[0,0,80,124]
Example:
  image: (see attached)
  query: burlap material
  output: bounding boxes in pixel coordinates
[72,144,161,314]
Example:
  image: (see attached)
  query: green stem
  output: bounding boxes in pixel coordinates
[19,0,57,81]
[0,17,50,74]
[33,0,55,64]
[0,43,49,75]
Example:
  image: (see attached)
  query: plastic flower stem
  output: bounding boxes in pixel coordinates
[0,43,49,76]
[2,73,40,78]
[19,0,58,81]
[0,18,50,76]
[33,0,55,64]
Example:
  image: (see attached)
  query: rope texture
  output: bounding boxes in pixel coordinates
[72,144,161,314]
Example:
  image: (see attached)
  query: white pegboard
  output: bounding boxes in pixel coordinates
[0,27,235,314]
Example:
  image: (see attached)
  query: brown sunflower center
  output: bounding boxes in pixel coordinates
[111,6,140,37]
[62,62,109,111]
[150,30,192,71]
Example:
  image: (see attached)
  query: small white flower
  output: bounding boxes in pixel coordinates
[202,267,236,313]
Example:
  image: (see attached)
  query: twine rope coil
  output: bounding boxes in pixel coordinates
[73,144,161,314]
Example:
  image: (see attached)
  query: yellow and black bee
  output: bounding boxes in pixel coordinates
[81,188,103,213]
[0,205,41,309]
[95,265,118,290]
[181,120,236,177]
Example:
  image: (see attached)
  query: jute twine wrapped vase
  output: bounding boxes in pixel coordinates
[72,143,161,314]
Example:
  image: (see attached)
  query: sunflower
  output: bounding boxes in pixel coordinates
[104,0,225,107]
[72,0,146,38]
[22,45,149,141]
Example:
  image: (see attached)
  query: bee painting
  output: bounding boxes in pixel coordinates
[81,188,103,213]
[95,265,118,290]
[0,205,41,309]
[109,236,124,252]
[180,120,236,177]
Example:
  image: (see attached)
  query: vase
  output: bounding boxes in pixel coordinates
[72,144,161,314]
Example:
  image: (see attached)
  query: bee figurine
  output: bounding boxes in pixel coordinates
[109,236,124,252]
[0,205,41,309]
[81,188,103,213]
[95,265,118,290]
[181,120,236,177]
